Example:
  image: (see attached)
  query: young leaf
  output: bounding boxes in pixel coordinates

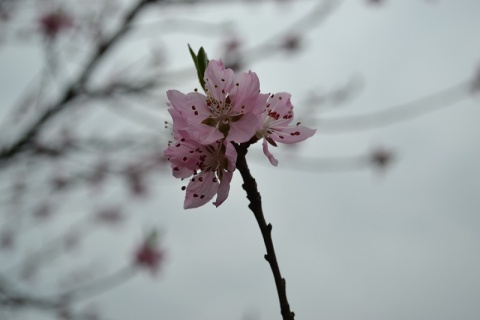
[188,44,209,92]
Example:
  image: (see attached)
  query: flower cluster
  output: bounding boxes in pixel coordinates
[164,60,315,209]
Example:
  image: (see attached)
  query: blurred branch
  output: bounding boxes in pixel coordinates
[255,148,394,173]
[85,79,161,98]
[2,215,92,277]
[0,276,60,310]
[134,17,232,36]
[245,0,343,62]
[54,265,137,303]
[0,0,157,166]
[0,274,122,320]
[317,80,470,133]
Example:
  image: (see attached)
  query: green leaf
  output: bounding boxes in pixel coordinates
[196,47,209,91]
[188,44,209,92]
[188,44,198,67]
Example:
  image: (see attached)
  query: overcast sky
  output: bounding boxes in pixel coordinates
[1,1,480,320]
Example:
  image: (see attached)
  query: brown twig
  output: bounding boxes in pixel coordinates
[0,0,157,166]
[234,142,294,320]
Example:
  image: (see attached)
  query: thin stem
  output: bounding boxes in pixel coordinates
[233,142,294,320]
[54,265,137,303]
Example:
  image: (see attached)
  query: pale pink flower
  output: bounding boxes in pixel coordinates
[134,231,164,275]
[164,136,236,209]
[256,92,316,166]
[166,60,268,145]
[38,10,73,39]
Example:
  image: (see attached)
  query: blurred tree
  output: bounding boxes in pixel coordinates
[0,0,478,319]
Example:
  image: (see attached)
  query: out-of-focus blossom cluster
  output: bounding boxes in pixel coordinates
[38,9,74,39]
[134,231,165,275]
[164,60,315,209]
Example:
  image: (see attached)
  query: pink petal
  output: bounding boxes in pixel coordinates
[224,142,238,172]
[193,124,224,145]
[172,165,193,179]
[167,108,188,139]
[252,93,270,115]
[227,112,261,143]
[166,90,188,112]
[262,139,279,166]
[186,92,210,119]
[230,71,261,114]
[204,60,234,104]
[271,125,316,144]
[213,171,233,207]
[267,92,293,116]
[184,172,219,209]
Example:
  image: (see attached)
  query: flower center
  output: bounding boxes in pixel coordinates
[197,143,228,179]
[202,95,243,136]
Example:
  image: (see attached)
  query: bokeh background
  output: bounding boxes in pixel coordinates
[1,0,480,319]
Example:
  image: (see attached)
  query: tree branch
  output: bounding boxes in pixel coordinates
[0,0,157,166]
[233,142,294,320]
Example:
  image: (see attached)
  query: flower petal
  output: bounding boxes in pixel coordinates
[186,91,210,119]
[262,139,279,166]
[227,112,261,143]
[224,142,238,172]
[167,107,188,140]
[172,165,193,179]
[204,60,234,104]
[230,71,262,114]
[184,172,219,209]
[193,124,224,145]
[167,90,188,112]
[267,92,293,116]
[213,171,233,207]
[270,125,316,144]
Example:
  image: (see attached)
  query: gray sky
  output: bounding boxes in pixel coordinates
[1,1,480,320]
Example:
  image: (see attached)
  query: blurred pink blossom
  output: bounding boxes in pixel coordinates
[134,231,164,274]
[38,9,74,39]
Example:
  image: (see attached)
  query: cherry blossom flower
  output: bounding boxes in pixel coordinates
[165,56,316,208]
[256,92,316,166]
[134,231,164,274]
[38,9,73,39]
[166,60,268,145]
[164,134,237,209]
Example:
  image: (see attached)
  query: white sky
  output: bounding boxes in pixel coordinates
[1,1,480,320]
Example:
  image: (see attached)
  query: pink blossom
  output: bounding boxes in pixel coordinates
[256,93,316,166]
[38,10,73,39]
[164,58,317,209]
[164,136,236,209]
[134,232,164,274]
[166,60,268,145]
